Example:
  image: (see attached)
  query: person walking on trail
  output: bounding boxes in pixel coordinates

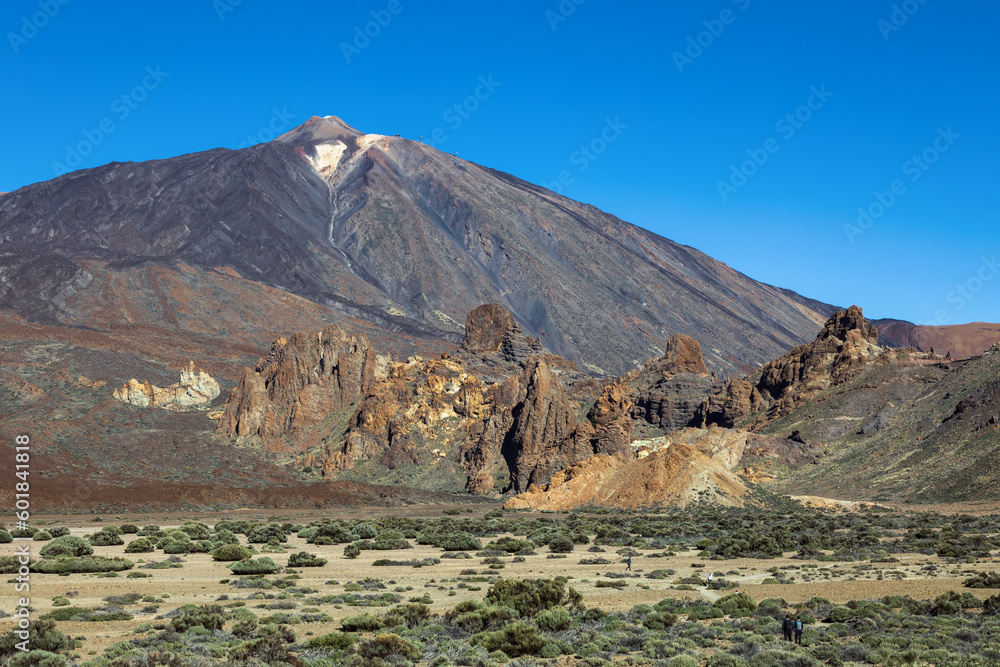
[782,615,794,642]
[794,616,803,644]
[707,571,713,582]
[625,555,632,571]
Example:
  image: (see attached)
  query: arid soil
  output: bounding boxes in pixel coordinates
[3,505,998,659]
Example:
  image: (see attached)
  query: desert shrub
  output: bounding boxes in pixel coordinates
[6,650,68,667]
[32,530,53,541]
[32,556,133,574]
[247,523,287,544]
[382,603,431,629]
[828,606,853,623]
[983,594,1000,615]
[45,527,69,538]
[479,621,546,657]
[485,578,583,617]
[714,592,758,618]
[119,524,139,534]
[288,551,327,567]
[228,557,281,575]
[964,571,1000,588]
[487,537,535,554]
[344,542,361,559]
[341,612,384,632]
[124,538,155,553]
[353,522,378,540]
[0,529,12,543]
[643,611,679,630]
[211,544,251,561]
[439,531,482,551]
[137,525,161,536]
[357,632,420,662]
[179,522,211,540]
[212,528,239,545]
[533,606,572,631]
[171,604,226,632]
[166,530,191,543]
[548,535,575,553]
[305,632,356,651]
[41,606,91,621]
[707,654,749,667]
[0,619,70,655]
[40,535,93,558]
[162,541,190,554]
[188,540,213,553]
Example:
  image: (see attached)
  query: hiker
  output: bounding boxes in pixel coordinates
[626,555,632,571]
[794,616,803,644]
[782,615,794,642]
[707,571,713,582]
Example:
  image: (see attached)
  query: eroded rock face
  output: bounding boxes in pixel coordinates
[504,426,752,511]
[113,361,220,410]
[461,304,514,353]
[700,305,884,428]
[217,325,387,439]
[622,334,722,432]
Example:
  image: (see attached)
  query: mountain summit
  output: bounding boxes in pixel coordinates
[0,115,835,374]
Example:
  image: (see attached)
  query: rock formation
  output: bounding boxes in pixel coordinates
[217,325,388,439]
[622,334,723,431]
[504,426,753,511]
[113,361,220,410]
[461,304,514,353]
[699,306,884,428]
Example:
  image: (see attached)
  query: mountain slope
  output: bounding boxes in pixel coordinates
[0,116,834,375]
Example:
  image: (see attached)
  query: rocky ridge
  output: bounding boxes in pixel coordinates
[113,361,220,410]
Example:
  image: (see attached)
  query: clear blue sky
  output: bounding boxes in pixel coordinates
[4,0,998,325]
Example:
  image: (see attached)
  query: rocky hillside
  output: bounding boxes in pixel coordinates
[0,115,840,375]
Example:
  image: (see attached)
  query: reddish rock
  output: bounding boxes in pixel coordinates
[461,304,514,353]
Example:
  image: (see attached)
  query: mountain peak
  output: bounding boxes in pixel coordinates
[276,115,363,145]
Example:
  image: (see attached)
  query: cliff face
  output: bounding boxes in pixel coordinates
[217,325,388,439]
[622,334,723,432]
[699,306,886,429]
[113,361,220,410]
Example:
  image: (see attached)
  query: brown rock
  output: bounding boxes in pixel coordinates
[461,304,514,353]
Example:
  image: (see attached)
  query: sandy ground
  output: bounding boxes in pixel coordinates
[2,508,998,658]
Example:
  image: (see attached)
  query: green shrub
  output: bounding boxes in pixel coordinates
[162,541,190,554]
[41,606,91,621]
[305,632,356,650]
[439,531,482,551]
[828,606,853,623]
[533,606,572,631]
[247,524,287,544]
[228,557,280,575]
[32,556,133,574]
[0,619,70,655]
[288,551,327,567]
[119,524,139,534]
[39,535,93,558]
[344,542,361,559]
[357,633,419,662]
[479,621,546,657]
[32,530,53,541]
[211,544,251,562]
[547,535,575,553]
[964,571,1000,588]
[714,592,758,618]
[486,578,583,617]
[382,603,431,629]
[353,523,378,540]
[85,534,124,552]
[171,604,226,632]
[212,528,239,545]
[122,537,153,553]
[341,612,383,632]
[5,650,68,667]
[179,522,211,540]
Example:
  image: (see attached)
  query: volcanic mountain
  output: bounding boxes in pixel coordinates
[0,115,843,376]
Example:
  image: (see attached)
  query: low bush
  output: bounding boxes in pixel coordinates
[39,535,93,558]
[964,571,1000,588]
[485,578,583,617]
[341,612,383,632]
[32,556,133,574]
[228,557,281,575]
[211,544,251,562]
[357,632,420,662]
[88,530,124,547]
[287,551,327,567]
[124,538,155,553]
[171,604,225,632]
[478,621,546,657]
